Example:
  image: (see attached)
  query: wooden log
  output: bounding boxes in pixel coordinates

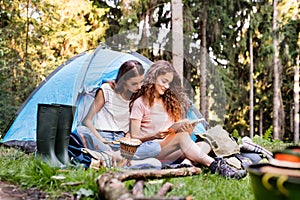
[97,174,129,200]
[156,182,173,197]
[96,167,201,200]
[132,180,145,197]
[115,167,201,181]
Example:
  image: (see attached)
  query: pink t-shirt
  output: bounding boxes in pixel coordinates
[130,97,174,137]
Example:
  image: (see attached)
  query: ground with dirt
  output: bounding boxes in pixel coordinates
[0,181,73,200]
[0,181,47,200]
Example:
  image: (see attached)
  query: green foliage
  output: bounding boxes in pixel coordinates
[252,134,290,152]
[263,126,273,141]
[0,0,108,135]
[232,129,239,138]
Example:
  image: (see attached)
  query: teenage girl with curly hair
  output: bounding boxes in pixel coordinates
[129,60,246,179]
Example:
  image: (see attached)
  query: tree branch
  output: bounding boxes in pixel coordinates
[97,167,201,200]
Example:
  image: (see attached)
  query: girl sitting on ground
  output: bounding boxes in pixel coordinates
[129,60,247,179]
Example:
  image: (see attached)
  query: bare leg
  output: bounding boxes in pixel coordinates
[196,141,212,155]
[156,133,247,179]
[157,132,214,167]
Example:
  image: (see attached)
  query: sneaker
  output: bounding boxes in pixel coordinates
[209,157,247,179]
[240,136,273,159]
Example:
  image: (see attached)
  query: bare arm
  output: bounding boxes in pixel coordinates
[130,119,170,142]
[82,89,107,143]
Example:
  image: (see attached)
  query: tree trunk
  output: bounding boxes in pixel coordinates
[200,6,208,119]
[272,0,280,139]
[171,0,184,81]
[139,0,156,57]
[25,0,29,61]
[260,107,263,137]
[278,88,285,139]
[290,104,294,135]
[249,34,254,138]
[294,55,300,143]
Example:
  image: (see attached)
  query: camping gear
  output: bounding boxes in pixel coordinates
[269,147,300,168]
[248,146,300,200]
[119,137,142,159]
[247,163,300,200]
[196,125,240,157]
[68,132,92,168]
[68,132,113,169]
[196,125,262,169]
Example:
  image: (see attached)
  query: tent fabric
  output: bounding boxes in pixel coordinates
[1,47,151,143]
[1,45,208,150]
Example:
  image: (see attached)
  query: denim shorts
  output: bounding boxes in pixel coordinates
[77,126,110,152]
[133,141,161,160]
[98,130,125,151]
[241,152,262,164]
[76,126,124,152]
[76,126,160,159]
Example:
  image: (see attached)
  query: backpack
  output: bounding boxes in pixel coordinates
[68,132,113,169]
[68,132,92,169]
[196,125,252,169]
[197,125,240,157]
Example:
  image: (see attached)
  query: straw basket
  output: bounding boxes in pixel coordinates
[119,137,142,159]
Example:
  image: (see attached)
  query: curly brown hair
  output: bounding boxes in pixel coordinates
[130,60,187,122]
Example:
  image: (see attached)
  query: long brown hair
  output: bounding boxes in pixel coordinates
[130,60,186,122]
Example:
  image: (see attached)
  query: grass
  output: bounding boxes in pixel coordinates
[0,137,294,199]
[0,147,102,199]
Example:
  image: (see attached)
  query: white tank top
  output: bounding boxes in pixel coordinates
[93,83,130,132]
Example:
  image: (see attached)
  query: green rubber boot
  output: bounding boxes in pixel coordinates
[36,104,64,167]
[55,104,75,165]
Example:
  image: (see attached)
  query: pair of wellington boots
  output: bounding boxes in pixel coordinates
[36,104,75,168]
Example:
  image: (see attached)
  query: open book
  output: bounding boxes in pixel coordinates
[168,118,205,132]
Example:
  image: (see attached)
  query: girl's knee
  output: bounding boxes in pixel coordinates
[176,131,191,139]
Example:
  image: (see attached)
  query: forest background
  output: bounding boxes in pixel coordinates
[0,0,299,143]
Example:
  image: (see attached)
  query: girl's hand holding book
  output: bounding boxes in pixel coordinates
[179,122,194,135]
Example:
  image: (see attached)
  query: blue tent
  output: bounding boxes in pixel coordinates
[1,45,207,151]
